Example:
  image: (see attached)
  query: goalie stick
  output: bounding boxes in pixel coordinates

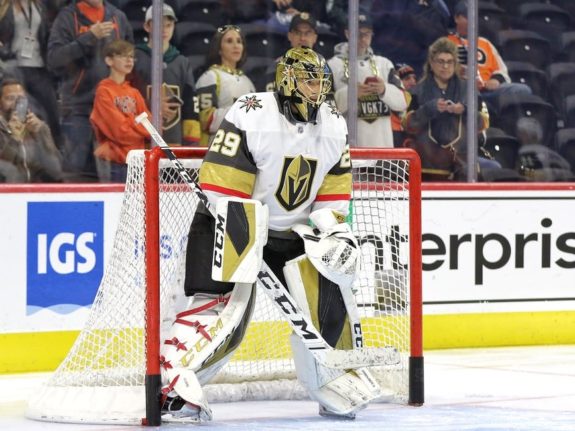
[135,112,399,369]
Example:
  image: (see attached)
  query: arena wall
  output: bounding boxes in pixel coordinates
[1,183,574,373]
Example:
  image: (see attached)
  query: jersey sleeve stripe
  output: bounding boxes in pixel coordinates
[200,183,251,198]
[316,172,352,198]
[315,193,351,202]
[199,161,255,196]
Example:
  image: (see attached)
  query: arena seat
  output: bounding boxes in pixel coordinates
[172,0,225,27]
[173,22,215,57]
[482,127,520,169]
[242,56,277,92]
[558,32,575,62]
[506,61,549,100]
[493,93,557,148]
[493,0,544,16]
[315,30,341,59]
[117,0,148,24]
[239,24,290,59]
[554,127,575,173]
[517,3,572,56]
[478,1,507,41]
[546,62,575,121]
[517,143,575,180]
[563,95,575,128]
[497,29,552,69]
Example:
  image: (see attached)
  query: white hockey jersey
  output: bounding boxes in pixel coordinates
[328,43,409,148]
[198,92,351,231]
[197,65,256,146]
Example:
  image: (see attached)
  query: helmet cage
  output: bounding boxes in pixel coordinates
[276,48,331,122]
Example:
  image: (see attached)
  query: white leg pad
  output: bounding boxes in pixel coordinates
[285,257,382,417]
[160,284,255,421]
[290,334,382,416]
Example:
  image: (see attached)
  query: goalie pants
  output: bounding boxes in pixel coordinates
[184,210,350,348]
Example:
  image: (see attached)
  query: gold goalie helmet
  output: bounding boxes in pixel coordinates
[275,47,332,123]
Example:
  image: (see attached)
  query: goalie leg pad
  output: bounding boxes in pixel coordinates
[290,334,382,417]
[284,255,350,349]
[285,255,382,417]
[160,282,257,420]
[212,197,269,283]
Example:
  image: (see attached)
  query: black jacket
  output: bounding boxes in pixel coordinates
[47,1,133,116]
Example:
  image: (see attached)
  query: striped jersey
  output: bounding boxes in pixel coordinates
[198,91,351,231]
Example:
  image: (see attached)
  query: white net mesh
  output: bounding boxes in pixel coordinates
[27,149,420,425]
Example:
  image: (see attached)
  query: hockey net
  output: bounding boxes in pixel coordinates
[27,147,422,425]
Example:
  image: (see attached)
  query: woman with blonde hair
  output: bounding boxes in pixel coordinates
[196,25,255,146]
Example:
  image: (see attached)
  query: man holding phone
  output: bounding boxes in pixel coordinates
[328,15,409,149]
[0,78,62,182]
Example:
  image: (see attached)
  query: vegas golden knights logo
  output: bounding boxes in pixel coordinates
[276,155,317,211]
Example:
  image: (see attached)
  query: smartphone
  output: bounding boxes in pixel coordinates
[168,94,184,105]
[14,95,28,122]
[364,76,379,84]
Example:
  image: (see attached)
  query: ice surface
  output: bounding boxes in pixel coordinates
[2,345,574,430]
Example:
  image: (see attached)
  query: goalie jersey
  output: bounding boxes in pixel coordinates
[199,91,352,231]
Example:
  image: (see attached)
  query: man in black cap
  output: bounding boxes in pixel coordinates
[265,12,319,91]
[328,15,409,150]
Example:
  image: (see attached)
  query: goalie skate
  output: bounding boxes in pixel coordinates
[161,394,212,423]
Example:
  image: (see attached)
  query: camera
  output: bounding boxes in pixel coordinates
[14,96,28,122]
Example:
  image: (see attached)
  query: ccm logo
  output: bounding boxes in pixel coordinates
[37,232,97,274]
[213,213,225,268]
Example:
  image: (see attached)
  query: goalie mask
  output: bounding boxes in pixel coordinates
[276,47,332,123]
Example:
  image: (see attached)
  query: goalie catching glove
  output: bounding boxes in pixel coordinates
[292,208,360,289]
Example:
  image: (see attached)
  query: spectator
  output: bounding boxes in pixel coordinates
[0,0,61,147]
[398,64,418,91]
[447,0,531,115]
[90,40,150,183]
[0,77,62,182]
[267,0,333,32]
[47,0,133,182]
[264,12,319,92]
[404,37,492,181]
[220,0,269,24]
[328,15,409,149]
[196,25,255,146]
[369,0,451,75]
[132,5,200,146]
[392,63,418,147]
[327,0,373,38]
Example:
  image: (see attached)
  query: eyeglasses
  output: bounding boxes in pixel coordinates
[218,25,241,33]
[115,54,136,61]
[433,58,455,67]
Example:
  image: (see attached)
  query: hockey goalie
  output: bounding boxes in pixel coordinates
[159,47,382,422]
